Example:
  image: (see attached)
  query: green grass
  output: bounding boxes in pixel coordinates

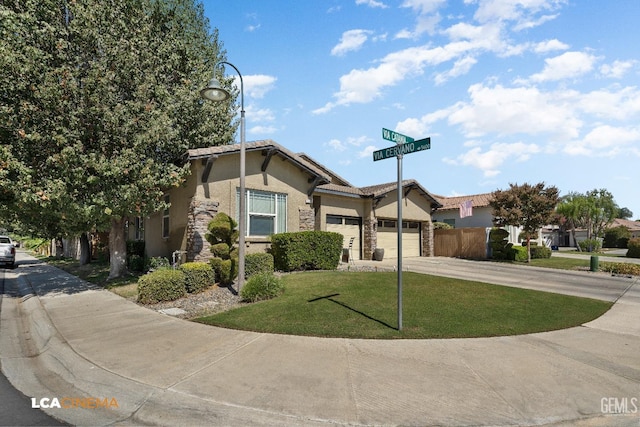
[196,271,611,339]
[525,257,590,270]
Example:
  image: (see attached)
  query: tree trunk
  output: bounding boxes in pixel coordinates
[571,229,581,251]
[108,217,128,279]
[79,232,91,265]
[526,237,531,263]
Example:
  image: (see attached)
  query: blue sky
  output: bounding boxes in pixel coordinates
[201,0,639,220]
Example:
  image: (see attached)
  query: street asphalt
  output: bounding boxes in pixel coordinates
[1,251,639,426]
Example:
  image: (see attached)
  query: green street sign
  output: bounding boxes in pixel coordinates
[382,128,414,144]
[373,137,430,161]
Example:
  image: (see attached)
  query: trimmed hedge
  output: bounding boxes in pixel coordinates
[530,246,552,259]
[245,253,274,278]
[137,269,186,304]
[510,246,528,262]
[271,231,343,272]
[180,262,214,294]
[210,257,237,285]
[600,262,640,276]
[627,238,640,259]
[240,272,284,303]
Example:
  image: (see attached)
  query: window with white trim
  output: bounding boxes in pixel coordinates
[237,189,287,236]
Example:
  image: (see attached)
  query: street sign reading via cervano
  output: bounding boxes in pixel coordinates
[373,137,431,161]
[382,128,414,144]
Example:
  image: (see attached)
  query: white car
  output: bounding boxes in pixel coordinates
[0,235,16,268]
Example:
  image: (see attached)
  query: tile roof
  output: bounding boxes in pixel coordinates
[188,140,331,183]
[611,218,640,230]
[434,192,494,210]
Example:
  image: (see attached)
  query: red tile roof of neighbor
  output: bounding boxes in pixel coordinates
[611,218,640,230]
[434,192,494,211]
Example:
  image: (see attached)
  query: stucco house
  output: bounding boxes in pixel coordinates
[137,140,442,262]
[431,192,528,245]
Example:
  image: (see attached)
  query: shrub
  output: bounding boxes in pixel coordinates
[600,262,640,276]
[147,256,170,271]
[433,222,453,230]
[509,246,528,262]
[271,231,343,272]
[245,252,274,278]
[127,254,145,272]
[137,269,186,304]
[530,246,552,259]
[180,262,214,294]
[603,226,631,248]
[240,272,284,303]
[489,228,512,260]
[210,257,236,285]
[206,213,238,285]
[627,238,640,258]
[126,240,145,257]
[579,239,601,253]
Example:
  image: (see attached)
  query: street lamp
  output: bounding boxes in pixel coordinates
[200,61,246,291]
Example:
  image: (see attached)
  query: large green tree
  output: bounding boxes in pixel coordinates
[556,189,618,250]
[1,0,237,277]
[490,182,560,262]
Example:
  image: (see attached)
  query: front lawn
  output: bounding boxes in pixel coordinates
[196,271,611,339]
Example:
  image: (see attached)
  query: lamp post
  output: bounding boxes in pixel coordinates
[200,61,246,291]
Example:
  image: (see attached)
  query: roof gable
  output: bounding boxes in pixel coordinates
[434,192,493,211]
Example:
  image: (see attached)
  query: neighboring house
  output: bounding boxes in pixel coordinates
[431,192,525,244]
[610,218,640,239]
[554,218,640,248]
[139,140,442,262]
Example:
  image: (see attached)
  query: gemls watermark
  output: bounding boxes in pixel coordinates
[601,397,638,415]
[31,397,119,410]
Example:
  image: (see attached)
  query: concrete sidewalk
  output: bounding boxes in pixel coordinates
[1,254,639,426]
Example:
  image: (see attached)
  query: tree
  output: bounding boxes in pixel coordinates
[1,0,238,278]
[490,182,560,262]
[556,192,591,251]
[617,207,633,220]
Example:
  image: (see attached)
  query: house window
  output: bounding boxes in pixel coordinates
[135,217,144,241]
[162,195,170,239]
[237,189,287,236]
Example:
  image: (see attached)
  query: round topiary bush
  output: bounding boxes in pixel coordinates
[240,272,284,303]
[137,269,186,304]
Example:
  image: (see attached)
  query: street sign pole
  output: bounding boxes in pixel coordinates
[396,149,403,331]
[374,129,431,332]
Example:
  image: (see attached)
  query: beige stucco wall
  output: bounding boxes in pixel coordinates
[315,193,369,230]
[374,189,433,222]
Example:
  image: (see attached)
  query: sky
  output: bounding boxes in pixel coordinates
[201,0,640,220]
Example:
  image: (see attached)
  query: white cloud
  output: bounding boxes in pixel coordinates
[600,60,636,79]
[564,125,640,157]
[395,0,445,38]
[248,125,278,135]
[326,139,347,151]
[356,0,388,8]
[346,135,371,146]
[243,75,277,99]
[246,106,275,123]
[443,142,540,176]
[358,145,378,158]
[528,51,597,82]
[447,83,582,139]
[331,29,373,56]
[434,56,478,85]
[577,86,640,121]
[533,38,569,53]
[469,0,566,25]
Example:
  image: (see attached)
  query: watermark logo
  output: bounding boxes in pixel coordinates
[601,397,638,415]
[31,397,119,409]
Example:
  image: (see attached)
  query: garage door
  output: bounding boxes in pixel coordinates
[326,215,361,260]
[376,220,421,258]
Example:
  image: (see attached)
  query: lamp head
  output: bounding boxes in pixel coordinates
[200,77,230,102]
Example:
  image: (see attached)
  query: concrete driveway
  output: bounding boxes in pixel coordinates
[1,253,639,426]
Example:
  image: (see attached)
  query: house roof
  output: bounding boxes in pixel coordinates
[188,140,332,184]
[433,192,493,211]
[611,218,640,230]
[360,179,442,208]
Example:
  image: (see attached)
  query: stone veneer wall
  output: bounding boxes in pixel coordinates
[422,221,434,257]
[186,199,219,262]
[298,207,315,231]
[363,218,377,260]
